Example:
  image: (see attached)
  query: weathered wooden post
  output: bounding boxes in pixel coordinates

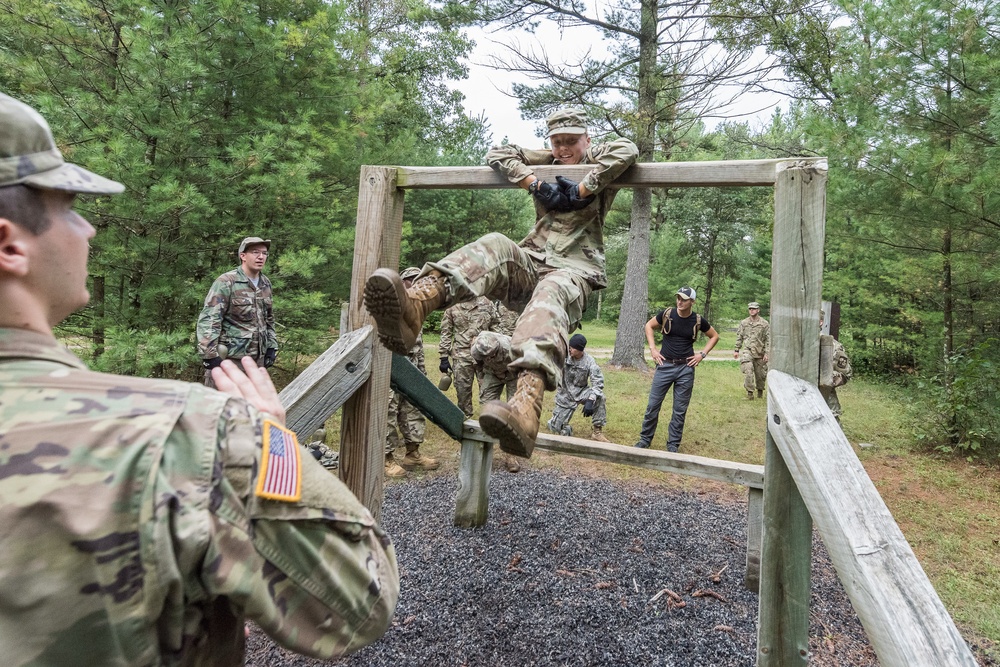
[341,166,404,520]
[757,160,827,665]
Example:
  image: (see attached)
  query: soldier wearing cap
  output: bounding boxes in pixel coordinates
[634,287,719,452]
[384,267,439,479]
[820,309,852,420]
[546,333,611,443]
[734,301,770,399]
[0,92,398,664]
[196,235,278,387]
[364,107,638,460]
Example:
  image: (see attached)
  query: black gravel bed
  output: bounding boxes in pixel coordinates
[247,469,882,666]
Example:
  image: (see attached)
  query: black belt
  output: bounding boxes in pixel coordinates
[663,358,688,365]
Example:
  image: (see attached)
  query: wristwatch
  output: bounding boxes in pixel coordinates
[528,179,540,195]
[699,351,707,359]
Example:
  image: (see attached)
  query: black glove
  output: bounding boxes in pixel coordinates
[439,357,452,373]
[202,357,223,370]
[531,179,570,212]
[582,398,596,417]
[555,175,597,211]
[263,348,277,368]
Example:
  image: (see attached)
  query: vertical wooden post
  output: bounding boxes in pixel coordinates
[341,167,404,520]
[758,160,827,666]
[745,486,763,592]
[454,436,494,528]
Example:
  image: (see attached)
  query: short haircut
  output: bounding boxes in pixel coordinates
[0,185,50,235]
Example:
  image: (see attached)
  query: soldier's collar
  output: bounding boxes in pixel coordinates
[0,327,88,369]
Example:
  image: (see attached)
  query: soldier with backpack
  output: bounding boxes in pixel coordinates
[633,287,719,452]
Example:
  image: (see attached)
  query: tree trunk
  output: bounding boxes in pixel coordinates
[93,275,106,361]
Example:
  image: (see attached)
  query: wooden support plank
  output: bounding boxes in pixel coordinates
[278,326,373,440]
[745,486,763,593]
[454,438,494,528]
[461,421,764,488]
[394,158,826,190]
[390,353,465,441]
[341,166,404,520]
[758,159,827,667]
[767,371,977,667]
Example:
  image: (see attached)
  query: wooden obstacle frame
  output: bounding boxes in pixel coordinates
[281,158,975,667]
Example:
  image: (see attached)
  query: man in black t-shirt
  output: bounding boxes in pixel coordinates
[634,287,719,452]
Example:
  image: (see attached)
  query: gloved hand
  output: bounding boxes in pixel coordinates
[531,179,570,211]
[582,398,596,417]
[263,348,277,368]
[555,175,596,211]
[202,357,223,370]
[439,357,452,373]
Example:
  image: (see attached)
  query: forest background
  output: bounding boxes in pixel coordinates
[1,0,997,458]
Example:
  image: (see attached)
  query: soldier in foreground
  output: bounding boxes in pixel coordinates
[546,334,611,443]
[0,92,398,666]
[733,301,770,399]
[197,235,278,387]
[365,108,637,459]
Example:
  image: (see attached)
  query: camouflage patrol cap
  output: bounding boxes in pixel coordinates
[399,267,421,281]
[546,108,588,137]
[0,92,124,194]
[748,302,760,309]
[471,331,502,360]
[239,236,271,252]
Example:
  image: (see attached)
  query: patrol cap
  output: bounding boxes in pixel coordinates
[748,302,760,309]
[676,286,696,301]
[239,236,271,253]
[569,333,587,351]
[546,108,588,137]
[399,267,421,281]
[471,332,503,360]
[0,92,124,194]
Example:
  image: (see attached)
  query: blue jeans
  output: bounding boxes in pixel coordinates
[637,362,695,450]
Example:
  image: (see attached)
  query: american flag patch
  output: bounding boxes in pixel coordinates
[255,420,302,502]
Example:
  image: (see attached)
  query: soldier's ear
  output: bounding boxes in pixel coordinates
[0,218,31,277]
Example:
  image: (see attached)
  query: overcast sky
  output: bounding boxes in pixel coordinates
[449,25,788,147]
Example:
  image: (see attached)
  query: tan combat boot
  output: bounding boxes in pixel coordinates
[385,457,408,479]
[480,369,545,458]
[757,389,764,399]
[364,268,447,354]
[590,426,611,443]
[401,448,440,471]
[747,391,755,400]
[500,453,521,473]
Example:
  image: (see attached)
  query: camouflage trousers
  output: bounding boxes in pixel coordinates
[547,396,607,436]
[386,389,425,455]
[452,356,480,418]
[740,357,767,393]
[820,387,843,420]
[426,232,593,391]
[202,354,265,388]
[479,372,517,403]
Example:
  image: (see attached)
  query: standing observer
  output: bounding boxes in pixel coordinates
[197,236,278,386]
[734,301,770,400]
[0,91,398,666]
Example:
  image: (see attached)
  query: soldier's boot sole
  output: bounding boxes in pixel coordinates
[480,401,537,458]
[364,269,418,354]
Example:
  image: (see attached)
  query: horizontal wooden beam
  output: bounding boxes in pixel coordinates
[462,421,764,488]
[278,326,373,440]
[766,370,977,667]
[393,158,827,190]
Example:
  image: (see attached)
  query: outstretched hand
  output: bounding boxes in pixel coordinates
[212,357,286,424]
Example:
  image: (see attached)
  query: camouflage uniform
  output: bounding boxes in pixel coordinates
[422,138,638,392]
[547,351,606,436]
[471,331,518,403]
[197,266,277,385]
[386,334,427,454]
[439,297,498,417]
[0,328,398,666]
[493,301,520,337]
[821,338,853,418]
[734,315,770,395]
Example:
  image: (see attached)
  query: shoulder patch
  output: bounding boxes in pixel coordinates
[255,420,302,502]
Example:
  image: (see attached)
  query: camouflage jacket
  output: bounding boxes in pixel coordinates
[470,331,517,383]
[486,138,638,288]
[196,266,277,361]
[493,301,519,337]
[0,328,398,667]
[831,337,852,388]
[440,297,498,360]
[735,316,770,360]
[554,351,604,408]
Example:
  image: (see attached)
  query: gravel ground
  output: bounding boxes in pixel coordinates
[245,469,985,666]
